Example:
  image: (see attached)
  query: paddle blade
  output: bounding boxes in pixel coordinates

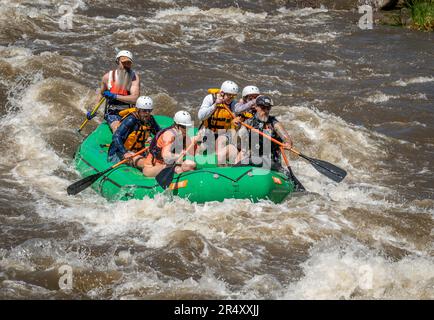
[301,154,347,183]
[66,171,105,195]
[156,165,176,189]
[285,167,306,192]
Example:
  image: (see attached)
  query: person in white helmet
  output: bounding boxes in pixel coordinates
[87,50,140,132]
[108,96,161,169]
[142,110,198,177]
[237,95,293,169]
[198,80,240,128]
[234,85,261,115]
[197,80,244,165]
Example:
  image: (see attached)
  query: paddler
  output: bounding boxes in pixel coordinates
[234,85,261,115]
[197,80,244,165]
[87,50,140,132]
[237,95,293,171]
[108,96,161,169]
[142,110,198,177]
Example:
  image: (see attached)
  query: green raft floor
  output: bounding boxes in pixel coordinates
[73,115,295,203]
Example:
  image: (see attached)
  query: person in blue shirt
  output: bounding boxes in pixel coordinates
[87,50,140,132]
[108,96,161,169]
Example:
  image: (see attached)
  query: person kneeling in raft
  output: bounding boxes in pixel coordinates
[108,96,161,169]
[142,110,198,177]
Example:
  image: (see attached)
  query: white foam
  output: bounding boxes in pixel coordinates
[153,6,268,24]
[393,76,434,87]
[275,32,339,44]
[281,240,434,299]
[277,7,329,17]
[366,92,396,103]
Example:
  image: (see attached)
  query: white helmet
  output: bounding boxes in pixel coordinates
[242,85,260,98]
[220,80,239,95]
[136,96,153,110]
[174,110,193,127]
[115,50,133,62]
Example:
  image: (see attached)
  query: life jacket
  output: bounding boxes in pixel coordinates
[240,109,254,120]
[201,89,234,132]
[118,107,137,118]
[121,112,152,151]
[148,126,179,165]
[247,115,282,161]
[107,69,135,96]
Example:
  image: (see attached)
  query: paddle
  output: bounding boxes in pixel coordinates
[221,105,347,183]
[156,137,198,190]
[280,146,305,191]
[67,146,149,195]
[77,97,106,133]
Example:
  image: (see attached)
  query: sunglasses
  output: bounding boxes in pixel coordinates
[258,105,272,110]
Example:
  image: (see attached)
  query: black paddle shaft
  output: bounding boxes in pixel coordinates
[284,166,306,191]
[299,153,347,183]
[66,167,112,195]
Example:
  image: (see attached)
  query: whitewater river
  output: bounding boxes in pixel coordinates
[0,0,433,299]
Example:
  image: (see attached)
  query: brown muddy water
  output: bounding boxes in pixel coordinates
[0,0,433,299]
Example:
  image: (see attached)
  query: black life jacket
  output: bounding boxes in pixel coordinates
[246,115,282,162]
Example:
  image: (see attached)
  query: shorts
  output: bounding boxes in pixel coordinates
[143,153,165,167]
[104,105,130,125]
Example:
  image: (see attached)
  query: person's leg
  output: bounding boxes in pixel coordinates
[174,160,196,174]
[110,121,121,133]
[132,155,145,170]
[216,135,229,165]
[226,144,239,165]
[216,135,241,165]
[235,149,247,164]
[105,114,122,133]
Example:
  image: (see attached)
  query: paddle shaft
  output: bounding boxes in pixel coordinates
[280,146,290,166]
[78,97,105,132]
[112,146,150,169]
[155,136,198,189]
[67,146,149,195]
[171,137,198,165]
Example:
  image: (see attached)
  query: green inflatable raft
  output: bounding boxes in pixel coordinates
[72,115,296,203]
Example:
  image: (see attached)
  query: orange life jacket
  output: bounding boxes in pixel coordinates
[120,112,152,151]
[147,126,179,165]
[202,89,252,132]
[201,89,234,132]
